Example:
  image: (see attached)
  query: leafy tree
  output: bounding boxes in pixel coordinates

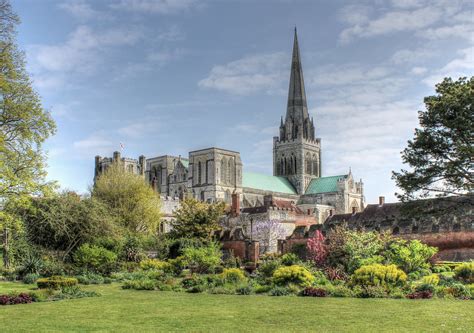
[393,77,473,200]
[22,191,114,260]
[180,241,222,274]
[92,162,162,235]
[0,0,56,200]
[171,198,224,241]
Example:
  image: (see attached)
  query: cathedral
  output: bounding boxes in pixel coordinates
[94,29,365,224]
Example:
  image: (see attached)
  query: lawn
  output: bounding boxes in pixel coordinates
[0,282,473,332]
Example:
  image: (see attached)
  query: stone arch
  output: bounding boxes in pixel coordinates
[350,199,359,212]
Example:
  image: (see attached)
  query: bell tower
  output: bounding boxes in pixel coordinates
[273,28,321,194]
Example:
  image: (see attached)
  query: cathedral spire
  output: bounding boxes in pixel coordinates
[286,27,308,119]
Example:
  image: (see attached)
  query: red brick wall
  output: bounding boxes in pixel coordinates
[221,240,260,263]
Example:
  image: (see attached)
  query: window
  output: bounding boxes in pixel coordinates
[200,191,205,201]
[221,159,226,184]
[393,226,400,235]
[205,160,209,184]
[453,223,461,232]
[227,159,232,184]
[198,161,202,184]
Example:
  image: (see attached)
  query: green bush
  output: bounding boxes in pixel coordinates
[140,259,172,273]
[258,258,281,278]
[385,240,437,274]
[273,265,315,287]
[421,274,440,286]
[181,242,222,274]
[454,261,474,283]
[280,253,299,266]
[235,284,253,295]
[254,284,272,294]
[122,279,158,290]
[351,264,407,289]
[327,285,352,297]
[76,272,105,285]
[352,285,387,298]
[73,244,117,274]
[23,273,40,284]
[220,268,247,284]
[269,286,291,296]
[37,276,78,290]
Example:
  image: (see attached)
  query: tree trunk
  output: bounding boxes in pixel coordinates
[2,228,10,269]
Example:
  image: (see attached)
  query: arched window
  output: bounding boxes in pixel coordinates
[453,223,461,232]
[280,159,284,176]
[294,156,297,173]
[220,158,226,184]
[432,224,439,233]
[305,153,311,174]
[412,225,419,233]
[227,159,232,184]
[205,160,209,184]
[198,161,202,184]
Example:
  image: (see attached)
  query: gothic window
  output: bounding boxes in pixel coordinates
[280,159,284,176]
[294,156,297,173]
[221,158,227,184]
[205,160,209,184]
[200,191,205,201]
[453,223,461,232]
[305,153,311,174]
[227,159,232,184]
[393,226,400,235]
[198,161,202,184]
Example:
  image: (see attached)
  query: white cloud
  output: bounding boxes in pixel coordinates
[73,133,115,156]
[110,0,200,14]
[422,46,474,86]
[338,4,372,25]
[59,0,104,20]
[411,66,427,75]
[157,25,185,41]
[117,119,161,138]
[29,25,143,74]
[198,52,288,95]
[417,24,474,42]
[391,48,432,64]
[340,7,442,43]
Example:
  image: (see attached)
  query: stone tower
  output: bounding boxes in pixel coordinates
[273,28,321,194]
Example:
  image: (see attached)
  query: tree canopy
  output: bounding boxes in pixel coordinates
[393,77,473,200]
[171,198,225,241]
[92,162,162,235]
[0,0,56,200]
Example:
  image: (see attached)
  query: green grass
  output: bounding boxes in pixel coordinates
[0,282,473,332]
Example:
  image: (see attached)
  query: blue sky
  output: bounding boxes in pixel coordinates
[14,0,473,203]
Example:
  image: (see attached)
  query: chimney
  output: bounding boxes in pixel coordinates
[379,196,385,205]
[231,192,240,217]
[352,207,357,214]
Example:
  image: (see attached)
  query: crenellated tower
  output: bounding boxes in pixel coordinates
[273,28,321,194]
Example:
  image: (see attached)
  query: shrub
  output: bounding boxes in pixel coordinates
[443,283,471,299]
[254,284,272,294]
[220,268,247,284]
[207,285,236,295]
[352,285,387,298]
[140,259,172,273]
[76,273,105,285]
[406,290,433,299]
[17,253,44,277]
[273,265,315,287]
[52,286,100,300]
[280,253,299,266]
[0,293,33,305]
[269,286,291,296]
[328,285,352,297]
[181,242,222,274]
[351,264,407,289]
[421,274,440,286]
[385,240,437,274]
[73,244,117,274]
[23,273,40,284]
[122,279,157,291]
[37,276,78,290]
[306,230,327,267]
[258,258,281,278]
[235,284,253,295]
[454,261,474,283]
[324,267,347,282]
[181,275,209,293]
[301,287,327,297]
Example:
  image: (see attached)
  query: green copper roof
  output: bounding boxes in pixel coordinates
[180,159,189,168]
[242,172,297,194]
[305,175,348,194]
